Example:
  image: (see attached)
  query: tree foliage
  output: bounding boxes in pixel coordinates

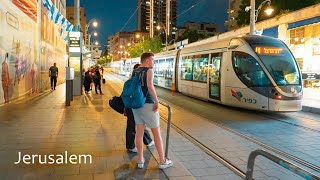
[127,36,163,58]
[236,0,320,26]
[176,29,215,43]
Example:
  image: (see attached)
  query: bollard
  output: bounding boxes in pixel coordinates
[159,101,172,159]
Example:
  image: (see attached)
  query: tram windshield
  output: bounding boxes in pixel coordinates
[250,43,301,86]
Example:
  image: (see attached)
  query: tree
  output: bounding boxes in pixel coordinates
[176,29,214,43]
[236,0,319,27]
[127,36,163,58]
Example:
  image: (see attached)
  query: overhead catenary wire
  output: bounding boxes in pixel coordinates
[119,1,143,32]
[173,0,208,21]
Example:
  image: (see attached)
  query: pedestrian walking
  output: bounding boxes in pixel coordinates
[131,53,173,169]
[83,68,92,93]
[93,66,103,95]
[125,64,154,153]
[49,63,58,90]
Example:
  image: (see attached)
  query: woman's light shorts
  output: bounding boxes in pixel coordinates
[132,103,160,128]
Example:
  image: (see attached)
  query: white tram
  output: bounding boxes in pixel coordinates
[112,35,303,112]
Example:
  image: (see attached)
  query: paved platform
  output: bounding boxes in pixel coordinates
[1,73,319,180]
[302,88,320,114]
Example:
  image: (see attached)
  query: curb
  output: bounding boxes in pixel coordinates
[302,106,320,115]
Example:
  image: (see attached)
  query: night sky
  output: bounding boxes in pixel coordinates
[66,0,229,50]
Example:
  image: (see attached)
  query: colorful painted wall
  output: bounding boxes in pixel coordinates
[0,0,66,104]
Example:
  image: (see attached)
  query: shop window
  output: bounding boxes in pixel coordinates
[233,51,270,87]
[290,28,305,45]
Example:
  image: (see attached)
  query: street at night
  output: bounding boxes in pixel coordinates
[1,0,320,179]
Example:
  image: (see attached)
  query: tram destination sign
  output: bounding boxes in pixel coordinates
[255,47,283,55]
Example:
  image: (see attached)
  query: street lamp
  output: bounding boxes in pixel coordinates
[85,19,98,51]
[156,23,168,51]
[246,0,274,35]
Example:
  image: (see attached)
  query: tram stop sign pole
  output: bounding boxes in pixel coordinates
[66,32,82,106]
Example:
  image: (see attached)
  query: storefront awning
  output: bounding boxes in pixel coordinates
[288,16,320,30]
[262,26,279,38]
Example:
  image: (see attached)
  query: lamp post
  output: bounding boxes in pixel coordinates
[246,0,274,35]
[85,19,98,51]
[156,23,168,51]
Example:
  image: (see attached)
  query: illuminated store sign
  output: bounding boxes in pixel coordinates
[255,47,283,55]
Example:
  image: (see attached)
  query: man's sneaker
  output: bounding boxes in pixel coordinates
[137,160,145,169]
[147,140,154,147]
[159,159,173,169]
[127,148,137,153]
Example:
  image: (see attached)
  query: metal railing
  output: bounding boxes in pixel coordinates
[245,149,320,180]
[159,101,172,159]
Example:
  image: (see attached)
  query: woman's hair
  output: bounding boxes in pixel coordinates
[133,63,140,70]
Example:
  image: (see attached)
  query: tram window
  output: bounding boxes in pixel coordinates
[193,55,209,82]
[181,56,193,81]
[154,60,160,77]
[166,58,174,79]
[251,43,301,86]
[233,52,271,87]
[158,59,166,77]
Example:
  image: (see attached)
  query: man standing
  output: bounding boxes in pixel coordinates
[131,52,173,169]
[49,63,58,90]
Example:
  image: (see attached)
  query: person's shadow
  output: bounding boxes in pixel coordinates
[113,150,154,180]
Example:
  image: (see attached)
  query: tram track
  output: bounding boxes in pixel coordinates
[107,73,320,175]
[259,113,320,134]
[157,97,320,174]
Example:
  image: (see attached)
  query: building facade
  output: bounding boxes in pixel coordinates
[66,6,87,44]
[225,0,241,31]
[108,32,135,61]
[137,0,177,39]
[0,0,68,105]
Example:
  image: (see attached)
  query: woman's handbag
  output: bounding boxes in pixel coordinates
[109,96,124,114]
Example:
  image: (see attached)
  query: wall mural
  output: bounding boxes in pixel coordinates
[0,0,66,105]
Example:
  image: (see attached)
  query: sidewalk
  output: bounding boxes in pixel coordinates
[0,83,180,179]
[302,88,320,114]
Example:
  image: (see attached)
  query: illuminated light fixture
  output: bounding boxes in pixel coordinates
[95,41,99,45]
[92,21,98,27]
[156,25,161,30]
[295,37,299,42]
[93,32,98,36]
[127,43,131,47]
[136,34,140,39]
[265,6,274,16]
[120,45,123,49]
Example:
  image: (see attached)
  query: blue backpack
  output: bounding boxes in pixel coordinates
[121,75,146,109]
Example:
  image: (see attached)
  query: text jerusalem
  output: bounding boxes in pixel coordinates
[14,151,92,165]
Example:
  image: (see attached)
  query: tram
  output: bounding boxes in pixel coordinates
[111,35,303,112]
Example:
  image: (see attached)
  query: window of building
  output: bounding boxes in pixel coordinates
[233,51,271,87]
[290,27,305,45]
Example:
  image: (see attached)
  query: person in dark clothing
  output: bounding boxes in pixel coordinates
[83,68,92,93]
[125,63,154,153]
[93,66,103,95]
[49,63,58,90]
[125,108,153,152]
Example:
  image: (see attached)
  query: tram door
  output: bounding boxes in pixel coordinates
[209,53,222,100]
